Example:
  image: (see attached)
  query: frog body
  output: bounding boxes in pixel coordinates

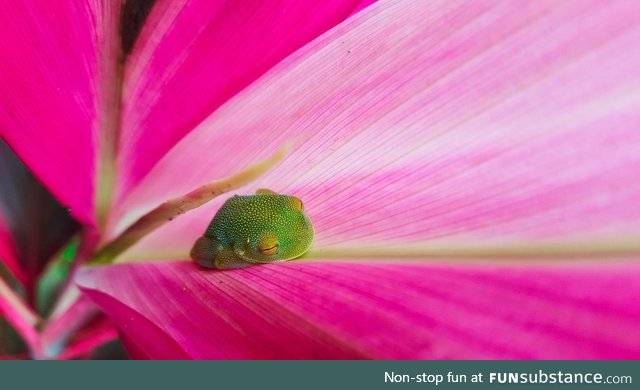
[190,189,314,269]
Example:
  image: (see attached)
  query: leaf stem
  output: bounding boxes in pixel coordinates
[95,3,126,230]
[90,145,289,265]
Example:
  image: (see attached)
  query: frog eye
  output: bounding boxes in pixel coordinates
[257,237,279,256]
[289,196,304,212]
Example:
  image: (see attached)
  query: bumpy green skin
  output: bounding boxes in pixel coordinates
[190,192,314,269]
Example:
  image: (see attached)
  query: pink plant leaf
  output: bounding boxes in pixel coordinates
[0,141,80,286]
[114,0,371,202]
[77,260,640,359]
[41,292,100,358]
[56,316,119,360]
[0,211,24,285]
[0,0,368,228]
[117,332,151,360]
[0,1,105,226]
[0,274,40,356]
[57,327,118,360]
[351,1,377,16]
[109,0,640,261]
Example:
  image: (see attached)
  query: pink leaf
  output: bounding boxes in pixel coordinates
[0,212,24,285]
[110,0,640,261]
[41,292,100,358]
[77,260,640,359]
[56,316,119,360]
[0,141,80,286]
[351,1,377,16]
[0,275,40,355]
[0,1,103,225]
[115,0,369,201]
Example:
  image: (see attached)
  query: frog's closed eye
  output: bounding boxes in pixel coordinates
[257,236,279,256]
